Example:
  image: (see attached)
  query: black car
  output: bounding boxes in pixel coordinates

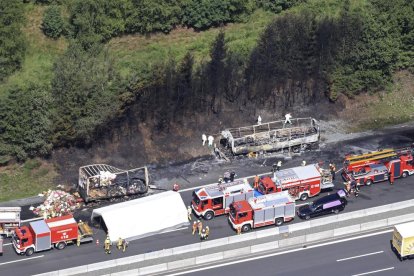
[297,190,347,220]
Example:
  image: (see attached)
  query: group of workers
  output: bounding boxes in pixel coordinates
[202,134,215,147]
[191,220,210,241]
[257,114,293,125]
[104,236,128,254]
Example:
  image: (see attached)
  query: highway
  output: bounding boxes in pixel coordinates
[176,231,414,276]
[1,127,414,275]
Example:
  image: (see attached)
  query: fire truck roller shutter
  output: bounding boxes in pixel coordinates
[91,191,189,243]
[254,209,265,224]
[285,204,295,218]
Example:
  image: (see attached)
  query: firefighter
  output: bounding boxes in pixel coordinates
[284,113,292,125]
[344,181,351,197]
[254,175,260,189]
[200,229,207,241]
[77,233,81,247]
[389,172,394,185]
[230,171,236,182]
[354,181,360,197]
[218,177,223,185]
[277,161,282,171]
[197,220,203,236]
[117,237,123,250]
[207,135,214,147]
[257,115,262,125]
[202,134,207,146]
[192,221,197,235]
[122,239,129,252]
[236,226,242,235]
[205,226,210,239]
[302,160,306,166]
[329,163,336,180]
[187,205,192,221]
[224,171,231,183]
[104,236,112,254]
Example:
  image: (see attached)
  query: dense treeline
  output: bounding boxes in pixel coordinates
[0,0,413,161]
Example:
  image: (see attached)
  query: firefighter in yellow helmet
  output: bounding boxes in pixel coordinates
[117,237,123,250]
[104,235,112,254]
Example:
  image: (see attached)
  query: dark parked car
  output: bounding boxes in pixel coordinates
[297,190,347,220]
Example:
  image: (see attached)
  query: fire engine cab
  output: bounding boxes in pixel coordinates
[192,179,254,220]
[229,191,295,232]
[256,164,333,201]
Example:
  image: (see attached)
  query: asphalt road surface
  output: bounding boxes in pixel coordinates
[1,127,414,275]
[180,231,414,276]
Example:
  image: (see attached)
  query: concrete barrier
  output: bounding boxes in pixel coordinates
[223,247,250,259]
[360,219,387,231]
[250,241,279,253]
[88,260,117,272]
[172,243,201,255]
[228,232,256,244]
[310,216,337,228]
[363,205,392,216]
[288,221,310,232]
[115,255,145,266]
[111,269,139,276]
[278,235,306,248]
[334,224,361,237]
[387,214,414,226]
[305,230,334,243]
[138,264,168,275]
[58,266,88,276]
[34,272,59,276]
[390,199,414,211]
[167,258,196,270]
[255,228,279,238]
[195,252,224,264]
[336,210,364,222]
[200,237,229,250]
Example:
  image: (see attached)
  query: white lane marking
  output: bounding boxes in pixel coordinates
[3,242,12,246]
[21,217,42,223]
[336,251,384,262]
[162,227,188,234]
[167,229,393,275]
[0,255,44,266]
[351,267,394,276]
[179,172,272,192]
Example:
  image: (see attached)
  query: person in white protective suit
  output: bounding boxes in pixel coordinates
[284,113,292,125]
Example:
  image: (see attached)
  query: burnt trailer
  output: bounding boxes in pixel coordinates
[220,117,320,156]
[78,164,150,202]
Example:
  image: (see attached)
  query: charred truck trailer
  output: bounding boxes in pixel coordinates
[79,164,150,202]
[219,117,319,156]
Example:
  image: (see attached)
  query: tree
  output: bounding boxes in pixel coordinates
[0,1,26,81]
[51,41,123,145]
[257,0,304,14]
[42,5,65,39]
[0,84,53,161]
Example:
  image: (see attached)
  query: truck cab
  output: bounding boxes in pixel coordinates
[256,176,281,195]
[13,225,38,256]
[192,192,224,220]
[229,201,253,232]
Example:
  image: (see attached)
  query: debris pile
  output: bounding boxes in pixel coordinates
[31,190,79,219]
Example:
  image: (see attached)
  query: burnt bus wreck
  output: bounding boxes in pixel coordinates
[78,164,150,202]
[219,117,320,156]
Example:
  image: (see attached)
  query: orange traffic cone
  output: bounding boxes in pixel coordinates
[96,239,100,246]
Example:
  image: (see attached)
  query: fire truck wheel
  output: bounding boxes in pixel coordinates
[56,242,66,250]
[402,172,408,178]
[275,218,284,226]
[241,224,251,232]
[299,193,309,201]
[365,179,373,186]
[25,248,34,256]
[204,211,214,220]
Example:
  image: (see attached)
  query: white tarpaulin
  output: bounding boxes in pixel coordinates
[91,191,189,242]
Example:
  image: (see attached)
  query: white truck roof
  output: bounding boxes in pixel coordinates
[395,221,414,238]
[195,179,251,199]
[275,164,321,183]
[248,191,294,209]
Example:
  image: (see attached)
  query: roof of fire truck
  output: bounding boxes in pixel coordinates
[274,164,321,183]
[195,179,251,199]
[30,219,49,235]
[248,191,293,209]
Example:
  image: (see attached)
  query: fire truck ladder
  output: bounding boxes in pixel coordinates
[346,149,397,165]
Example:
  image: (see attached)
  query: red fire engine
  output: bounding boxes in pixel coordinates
[228,191,295,232]
[12,215,93,256]
[343,148,398,173]
[256,164,333,201]
[192,179,254,220]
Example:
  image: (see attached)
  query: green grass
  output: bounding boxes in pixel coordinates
[0,159,57,202]
[107,9,276,78]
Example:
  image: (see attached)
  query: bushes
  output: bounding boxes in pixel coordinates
[42,5,65,39]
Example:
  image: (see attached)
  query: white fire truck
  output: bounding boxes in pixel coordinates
[229,191,295,232]
[192,179,254,220]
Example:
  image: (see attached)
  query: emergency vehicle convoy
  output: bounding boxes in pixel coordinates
[12,215,93,256]
[256,164,334,201]
[192,179,254,220]
[228,191,295,232]
[342,147,414,186]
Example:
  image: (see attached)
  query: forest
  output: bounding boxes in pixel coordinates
[0,0,413,163]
